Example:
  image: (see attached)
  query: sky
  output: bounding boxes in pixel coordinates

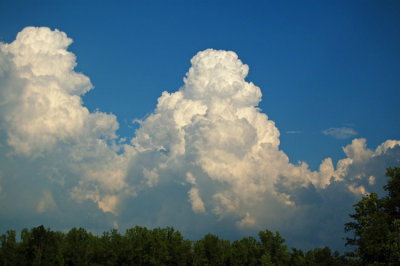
[0,0,399,252]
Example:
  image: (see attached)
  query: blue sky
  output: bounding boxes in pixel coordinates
[0,0,399,251]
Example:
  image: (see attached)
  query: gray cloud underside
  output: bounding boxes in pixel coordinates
[0,27,399,250]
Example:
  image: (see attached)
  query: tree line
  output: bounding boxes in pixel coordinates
[0,225,349,265]
[1,167,399,265]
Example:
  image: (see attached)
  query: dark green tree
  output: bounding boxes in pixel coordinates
[122,226,191,265]
[258,229,290,265]
[289,247,306,266]
[63,227,90,265]
[311,247,335,265]
[193,233,231,265]
[124,226,150,265]
[0,230,18,266]
[159,227,192,265]
[0,217,359,265]
[345,167,400,265]
[18,228,32,265]
[231,236,260,265]
[13,225,64,266]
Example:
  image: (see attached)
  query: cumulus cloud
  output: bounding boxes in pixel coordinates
[125,48,399,248]
[322,127,358,139]
[237,212,256,228]
[188,187,206,213]
[0,27,131,218]
[36,191,56,213]
[0,27,399,251]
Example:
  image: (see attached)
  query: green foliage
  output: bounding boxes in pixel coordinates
[63,227,90,265]
[123,226,191,265]
[193,233,232,265]
[289,248,304,265]
[28,225,64,265]
[345,167,400,265]
[0,230,18,266]
[0,224,350,266]
[258,230,290,265]
[231,236,260,265]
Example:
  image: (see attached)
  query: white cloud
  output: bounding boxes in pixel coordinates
[188,187,206,213]
[237,212,256,228]
[186,172,196,185]
[98,195,119,215]
[143,168,159,187]
[368,175,375,185]
[0,27,399,251]
[36,191,56,213]
[0,27,130,216]
[322,127,358,139]
[286,130,302,134]
[125,48,399,248]
[348,184,366,195]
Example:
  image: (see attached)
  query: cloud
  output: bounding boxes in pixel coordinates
[0,27,131,218]
[125,48,400,248]
[0,27,399,251]
[322,127,358,139]
[237,212,256,228]
[36,191,56,213]
[188,187,206,213]
[286,130,302,134]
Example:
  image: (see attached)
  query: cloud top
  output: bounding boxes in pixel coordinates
[183,49,261,107]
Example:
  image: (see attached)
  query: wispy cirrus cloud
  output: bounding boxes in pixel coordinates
[286,130,302,134]
[322,127,358,139]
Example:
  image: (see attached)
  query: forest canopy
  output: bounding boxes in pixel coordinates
[0,225,348,266]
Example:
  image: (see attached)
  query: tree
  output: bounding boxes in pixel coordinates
[258,229,290,265]
[160,227,192,265]
[30,225,64,265]
[0,230,18,266]
[345,167,400,265]
[193,233,232,265]
[231,236,260,265]
[63,227,90,265]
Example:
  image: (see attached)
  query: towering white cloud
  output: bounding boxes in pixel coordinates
[127,47,399,249]
[0,27,131,217]
[0,27,399,250]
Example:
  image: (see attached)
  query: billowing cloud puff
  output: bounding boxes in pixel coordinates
[0,27,399,251]
[0,27,130,217]
[126,48,399,249]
